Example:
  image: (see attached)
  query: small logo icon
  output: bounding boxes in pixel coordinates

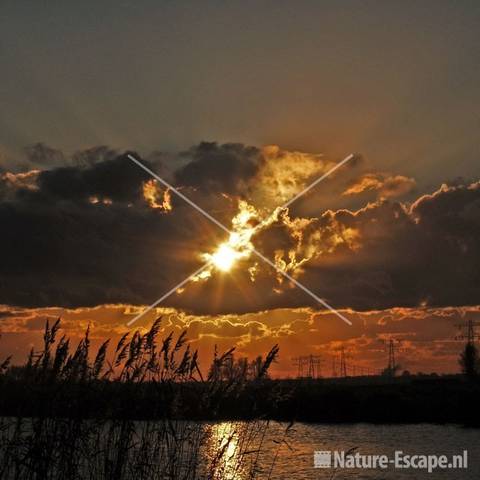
[314,450,332,468]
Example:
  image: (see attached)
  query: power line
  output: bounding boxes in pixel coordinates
[455,318,480,345]
[292,355,322,378]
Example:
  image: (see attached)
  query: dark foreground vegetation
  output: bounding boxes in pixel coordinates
[2,371,479,426]
[0,319,285,479]
[1,320,479,425]
[0,319,479,479]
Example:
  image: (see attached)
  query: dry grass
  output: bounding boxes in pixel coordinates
[0,318,284,480]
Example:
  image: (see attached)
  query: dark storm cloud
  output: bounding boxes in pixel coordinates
[175,142,264,195]
[0,145,229,308]
[25,143,66,168]
[294,182,480,311]
[164,181,480,314]
[37,152,150,203]
[0,143,479,314]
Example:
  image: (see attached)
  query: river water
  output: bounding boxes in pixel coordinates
[1,418,479,479]
[203,422,480,479]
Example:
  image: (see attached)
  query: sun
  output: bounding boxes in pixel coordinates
[211,244,238,272]
[198,200,259,278]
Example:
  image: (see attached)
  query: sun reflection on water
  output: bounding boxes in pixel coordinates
[205,422,243,480]
[203,421,268,480]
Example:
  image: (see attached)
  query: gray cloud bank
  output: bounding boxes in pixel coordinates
[0,142,479,314]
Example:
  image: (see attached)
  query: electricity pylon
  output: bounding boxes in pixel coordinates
[332,356,337,377]
[292,355,322,378]
[339,347,347,377]
[455,318,480,345]
[380,338,403,377]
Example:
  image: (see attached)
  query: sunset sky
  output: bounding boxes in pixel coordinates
[1,1,479,376]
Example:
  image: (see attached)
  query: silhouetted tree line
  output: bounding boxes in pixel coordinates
[0,320,479,425]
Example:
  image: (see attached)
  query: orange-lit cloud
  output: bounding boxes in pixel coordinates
[142,179,172,211]
[1,304,477,377]
[1,144,479,317]
[343,172,416,199]
[251,145,335,207]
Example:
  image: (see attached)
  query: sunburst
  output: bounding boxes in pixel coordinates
[210,244,239,272]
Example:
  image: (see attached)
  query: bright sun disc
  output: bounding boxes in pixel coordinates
[211,244,237,272]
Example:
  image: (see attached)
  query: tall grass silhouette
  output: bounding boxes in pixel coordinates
[0,318,284,479]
